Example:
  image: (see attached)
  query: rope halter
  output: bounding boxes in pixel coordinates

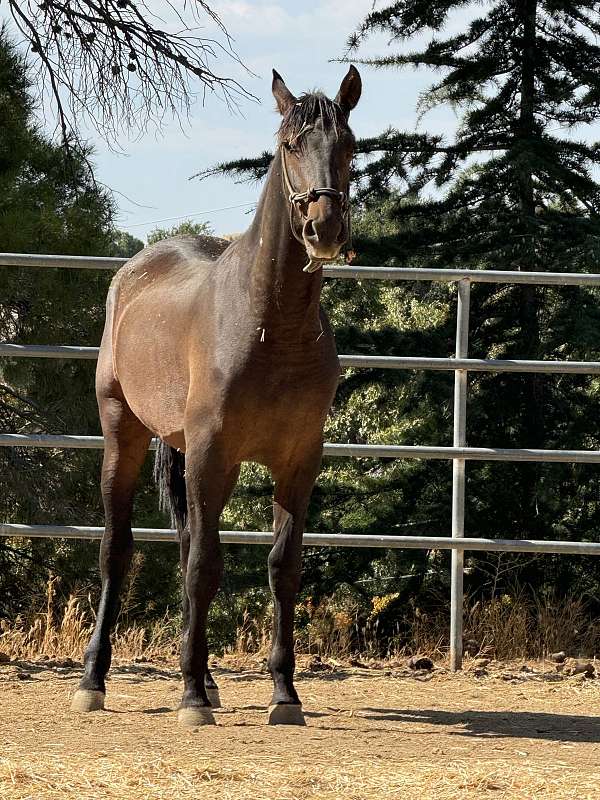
[280,144,350,273]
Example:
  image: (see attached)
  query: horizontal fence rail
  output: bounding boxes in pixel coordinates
[2,343,600,375]
[2,252,600,671]
[3,252,600,286]
[3,523,600,555]
[3,433,600,464]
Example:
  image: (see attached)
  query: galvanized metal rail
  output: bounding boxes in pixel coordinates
[2,251,600,671]
[3,343,600,375]
[3,434,600,464]
[3,523,600,555]
[2,252,600,286]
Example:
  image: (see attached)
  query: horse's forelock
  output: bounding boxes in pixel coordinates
[277,92,347,148]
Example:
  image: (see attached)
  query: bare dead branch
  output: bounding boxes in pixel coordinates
[5,0,255,147]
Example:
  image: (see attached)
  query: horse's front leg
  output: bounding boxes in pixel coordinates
[179,526,219,708]
[177,437,235,727]
[179,462,239,711]
[267,449,322,726]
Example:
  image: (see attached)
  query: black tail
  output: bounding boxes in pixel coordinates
[154,441,187,535]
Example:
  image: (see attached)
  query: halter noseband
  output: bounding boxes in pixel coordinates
[280,144,350,273]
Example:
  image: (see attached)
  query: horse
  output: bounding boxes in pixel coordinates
[71,66,362,726]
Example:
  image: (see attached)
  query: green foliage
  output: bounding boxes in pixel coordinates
[199,0,600,649]
[146,219,213,245]
[5,0,600,656]
[109,230,144,258]
[344,0,600,609]
[0,29,180,619]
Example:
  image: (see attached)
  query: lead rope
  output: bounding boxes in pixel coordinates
[280,145,351,273]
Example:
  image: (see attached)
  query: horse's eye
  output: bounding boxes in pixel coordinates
[284,141,298,153]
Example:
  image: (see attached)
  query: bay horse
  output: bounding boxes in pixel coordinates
[71,66,362,726]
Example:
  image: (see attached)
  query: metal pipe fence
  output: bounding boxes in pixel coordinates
[4,433,600,463]
[4,523,600,555]
[2,251,600,670]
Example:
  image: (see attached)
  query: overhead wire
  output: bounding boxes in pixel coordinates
[122,201,256,228]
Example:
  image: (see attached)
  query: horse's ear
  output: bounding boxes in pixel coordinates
[272,69,297,115]
[335,65,362,115]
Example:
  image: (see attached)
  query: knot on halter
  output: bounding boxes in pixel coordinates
[289,186,345,207]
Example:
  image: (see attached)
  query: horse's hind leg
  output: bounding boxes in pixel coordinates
[72,393,151,712]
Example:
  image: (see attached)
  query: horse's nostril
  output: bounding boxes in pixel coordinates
[303,218,318,242]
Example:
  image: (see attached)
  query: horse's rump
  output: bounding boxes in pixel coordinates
[101,235,230,442]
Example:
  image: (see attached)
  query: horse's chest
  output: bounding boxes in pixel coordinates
[237,359,335,411]
[221,342,339,444]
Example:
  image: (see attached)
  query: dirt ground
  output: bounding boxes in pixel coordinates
[2,655,600,800]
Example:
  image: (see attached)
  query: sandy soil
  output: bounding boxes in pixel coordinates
[1,656,600,799]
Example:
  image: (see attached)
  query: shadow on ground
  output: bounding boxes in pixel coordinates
[359,707,600,743]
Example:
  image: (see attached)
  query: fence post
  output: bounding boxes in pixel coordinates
[450,278,471,671]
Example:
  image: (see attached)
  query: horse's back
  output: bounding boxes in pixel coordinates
[112,234,230,297]
[109,233,231,317]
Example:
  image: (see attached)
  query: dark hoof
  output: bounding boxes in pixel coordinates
[71,689,105,712]
[267,703,305,726]
[205,686,221,709]
[177,706,216,727]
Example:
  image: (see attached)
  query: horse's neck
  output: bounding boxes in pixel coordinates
[242,151,323,336]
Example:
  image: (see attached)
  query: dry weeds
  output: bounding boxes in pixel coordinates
[3,580,600,667]
[0,579,180,663]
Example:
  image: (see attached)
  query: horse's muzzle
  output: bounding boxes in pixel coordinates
[302,215,347,264]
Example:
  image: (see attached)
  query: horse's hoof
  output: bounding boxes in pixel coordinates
[205,687,221,709]
[177,706,216,727]
[71,689,105,712]
[267,703,305,726]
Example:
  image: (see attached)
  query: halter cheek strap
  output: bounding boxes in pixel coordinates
[280,145,350,272]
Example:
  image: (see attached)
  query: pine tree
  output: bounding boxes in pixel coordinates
[0,30,178,618]
[346,0,600,600]
[202,2,600,634]
[347,0,600,267]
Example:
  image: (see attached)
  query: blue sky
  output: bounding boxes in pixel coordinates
[74,0,458,241]
[6,1,596,242]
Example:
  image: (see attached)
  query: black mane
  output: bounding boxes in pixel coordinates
[277,92,347,148]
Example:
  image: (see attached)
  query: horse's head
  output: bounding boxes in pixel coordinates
[273,66,361,271]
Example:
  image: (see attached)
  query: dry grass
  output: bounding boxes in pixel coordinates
[290,589,600,662]
[2,753,598,800]
[2,578,599,665]
[0,578,180,663]
[3,581,600,799]
[2,662,600,800]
